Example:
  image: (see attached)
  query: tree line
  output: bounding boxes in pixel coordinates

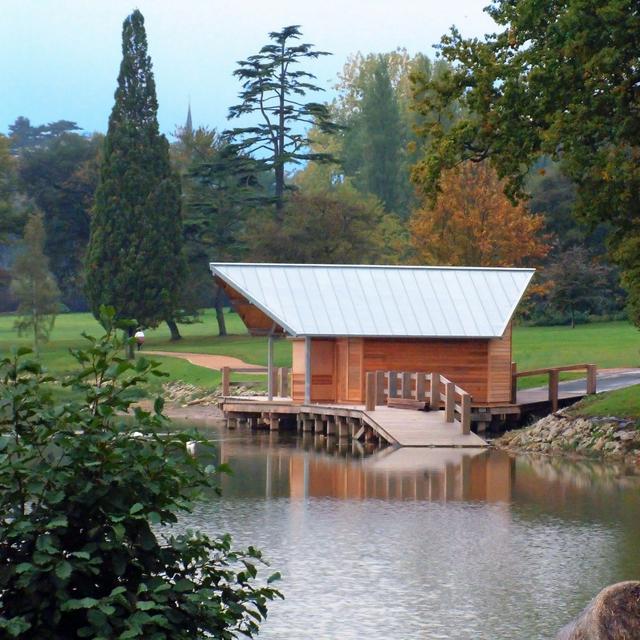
[0,4,633,356]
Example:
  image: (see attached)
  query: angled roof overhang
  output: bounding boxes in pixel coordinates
[210,263,535,339]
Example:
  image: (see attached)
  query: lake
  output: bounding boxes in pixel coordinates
[181,422,640,639]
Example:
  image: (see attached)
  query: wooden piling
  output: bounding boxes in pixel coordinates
[549,369,559,412]
[222,366,230,396]
[586,364,597,395]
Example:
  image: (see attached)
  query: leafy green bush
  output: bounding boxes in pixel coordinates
[0,310,280,638]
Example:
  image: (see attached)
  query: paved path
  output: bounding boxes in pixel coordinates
[517,368,640,404]
[144,350,259,371]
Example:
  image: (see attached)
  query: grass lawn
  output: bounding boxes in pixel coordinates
[512,321,640,389]
[568,385,640,420]
[1,311,638,396]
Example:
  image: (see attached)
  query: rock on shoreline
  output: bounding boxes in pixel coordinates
[497,409,640,466]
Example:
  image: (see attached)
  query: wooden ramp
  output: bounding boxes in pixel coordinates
[357,406,487,447]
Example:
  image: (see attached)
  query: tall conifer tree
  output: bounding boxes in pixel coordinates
[86,10,184,337]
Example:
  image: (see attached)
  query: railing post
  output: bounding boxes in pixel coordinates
[511,362,517,404]
[549,369,559,412]
[375,370,385,405]
[222,366,230,396]
[445,381,455,422]
[416,373,426,402]
[586,364,597,395]
[278,367,290,397]
[388,371,398,399]
[430,372,440,409]
[461,393,471,435]
[401,371,412,399]
[365,372,376,411]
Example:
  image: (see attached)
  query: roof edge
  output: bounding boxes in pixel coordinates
[210,262,536,273]
[210,264,299,336]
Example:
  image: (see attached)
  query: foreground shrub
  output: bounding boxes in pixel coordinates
[0,310,280,638]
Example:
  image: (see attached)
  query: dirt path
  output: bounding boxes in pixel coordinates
[144,350,258,371]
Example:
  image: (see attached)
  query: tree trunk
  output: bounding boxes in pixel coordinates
[126,326,135,360]
[570,308,575,329]
[214,286,227,337]
[166,319,182,341]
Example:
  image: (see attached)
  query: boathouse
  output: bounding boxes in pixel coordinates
[210,263,534,407]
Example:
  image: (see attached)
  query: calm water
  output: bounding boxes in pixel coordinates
[181,422,640,640]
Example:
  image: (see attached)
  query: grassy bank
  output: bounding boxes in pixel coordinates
[1,311,638,395]
[569,385,640,420]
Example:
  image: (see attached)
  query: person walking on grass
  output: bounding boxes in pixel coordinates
[134,328,145,351]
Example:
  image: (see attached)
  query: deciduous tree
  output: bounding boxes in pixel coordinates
[85,10,185,350]
[0,311,280,638]
[10,211,60,355]
[410,162,549,266]
[410,0,640,321]
[19,132,101,310]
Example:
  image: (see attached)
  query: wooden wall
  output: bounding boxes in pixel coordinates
[292,325,514,405]
[291,338,337,403]
[486,323,512,403]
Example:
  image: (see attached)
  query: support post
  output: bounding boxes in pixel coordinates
[401,371,412,399]
[416,373,426,402]
[444,381,455,422]
[510,362,517,404]
[461,393,471,435]
[375,370,385,405]
[365,372,376,411]
[388,371,397,399]
[586,364,597,395]
[222,366,230,396]
[430,372,440,409]
[549,369,559,412]
[304,336,312,404]
[267,335,274,401]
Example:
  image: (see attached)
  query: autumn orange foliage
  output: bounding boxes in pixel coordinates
[410,162,550,266]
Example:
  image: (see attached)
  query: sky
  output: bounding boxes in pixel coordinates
[1,0,497,138]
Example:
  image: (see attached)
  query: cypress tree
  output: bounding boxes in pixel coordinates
[85,10,185,338]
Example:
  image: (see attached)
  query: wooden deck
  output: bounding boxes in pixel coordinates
[220,397,487,448]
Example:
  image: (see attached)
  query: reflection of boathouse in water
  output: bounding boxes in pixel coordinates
[217,438,514,503]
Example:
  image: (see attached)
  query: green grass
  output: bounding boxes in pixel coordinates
[512,321,640,390]
[569,385,640,420]
[0,309,289,392]
[1,312,638,398]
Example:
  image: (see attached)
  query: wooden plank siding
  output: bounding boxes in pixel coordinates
[291,327,513,405]
[486,322,512,403]
[291,338,337,403]
[361,338,490,403]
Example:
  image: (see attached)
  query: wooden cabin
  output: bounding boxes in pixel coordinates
[210,263,534,406]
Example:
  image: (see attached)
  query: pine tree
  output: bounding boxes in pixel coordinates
[85,10,185,345]
[10,212,60,356]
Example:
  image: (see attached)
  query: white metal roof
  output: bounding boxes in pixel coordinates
[210,263,535,339]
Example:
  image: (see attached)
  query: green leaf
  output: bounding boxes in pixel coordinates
[129,503,144,515]
[61,597,100,611]
[148,511,161,524]
[55,560,72,580]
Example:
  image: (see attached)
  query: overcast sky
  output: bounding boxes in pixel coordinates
[1,0,497,138]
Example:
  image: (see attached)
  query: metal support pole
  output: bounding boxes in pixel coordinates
[267,334,274,401]
[304,336,312,404]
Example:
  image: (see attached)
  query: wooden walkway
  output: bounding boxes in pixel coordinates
[221,397,487,448]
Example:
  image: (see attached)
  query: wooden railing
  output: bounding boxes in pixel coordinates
[365,370,472,434]
[510,362,597,411]
[221,365,290,397]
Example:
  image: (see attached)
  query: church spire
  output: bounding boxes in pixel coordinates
[184,102,193,136]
